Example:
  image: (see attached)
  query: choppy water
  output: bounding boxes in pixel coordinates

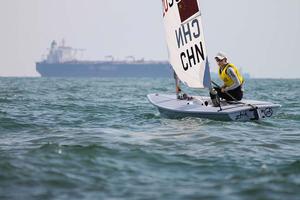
[0,78,299,200]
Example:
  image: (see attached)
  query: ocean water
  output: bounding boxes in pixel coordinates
[0,77,299,200]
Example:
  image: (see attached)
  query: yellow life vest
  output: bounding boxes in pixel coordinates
[218,63,244,87]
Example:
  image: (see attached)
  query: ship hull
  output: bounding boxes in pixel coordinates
[36,62,172,77]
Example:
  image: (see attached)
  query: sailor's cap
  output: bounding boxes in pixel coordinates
[215,52,227,60]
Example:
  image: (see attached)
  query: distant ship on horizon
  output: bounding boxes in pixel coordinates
[36,40,172,77]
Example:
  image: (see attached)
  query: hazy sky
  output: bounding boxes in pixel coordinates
[0,0,299,78]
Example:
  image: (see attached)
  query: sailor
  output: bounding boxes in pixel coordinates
[214,52,244,101]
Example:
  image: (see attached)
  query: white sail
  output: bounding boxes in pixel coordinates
[161,0,211,88]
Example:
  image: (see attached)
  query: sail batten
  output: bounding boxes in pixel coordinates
[162,0,210,88]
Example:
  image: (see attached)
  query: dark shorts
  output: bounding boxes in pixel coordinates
[214,86,243,101]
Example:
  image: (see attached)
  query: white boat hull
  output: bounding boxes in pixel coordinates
[147,94,281,121]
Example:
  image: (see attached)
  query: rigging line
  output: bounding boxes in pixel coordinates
[217,103,253,111]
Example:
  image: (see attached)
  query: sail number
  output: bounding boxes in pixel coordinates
[162,0,180,16]
[175,18,205,71]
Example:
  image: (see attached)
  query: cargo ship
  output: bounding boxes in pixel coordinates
[36,40,172,77]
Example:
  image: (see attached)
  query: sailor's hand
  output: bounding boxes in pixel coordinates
[221,88,226,93]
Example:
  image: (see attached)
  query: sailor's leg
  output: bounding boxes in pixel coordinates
[213,87,227,100]
[227,86,243,101]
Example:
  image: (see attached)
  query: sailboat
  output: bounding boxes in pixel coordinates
[147,0,280,121]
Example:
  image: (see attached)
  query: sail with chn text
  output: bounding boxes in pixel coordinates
[162,0,211,88]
